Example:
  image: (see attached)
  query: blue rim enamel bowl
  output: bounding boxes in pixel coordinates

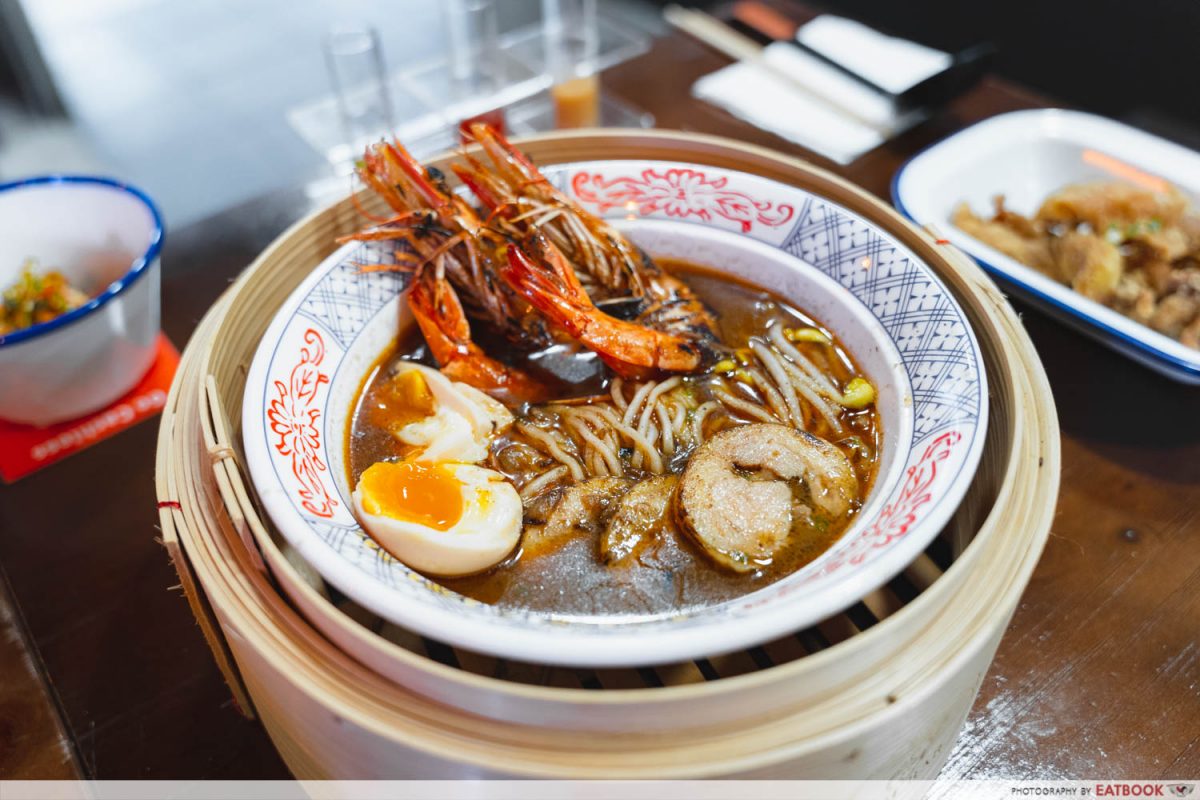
[892,109,1200,385]
[0,175,165,425]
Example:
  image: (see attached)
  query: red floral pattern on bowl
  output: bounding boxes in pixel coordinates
[571,167,795,233]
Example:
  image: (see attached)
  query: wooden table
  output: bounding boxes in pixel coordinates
[2,11,1197,781]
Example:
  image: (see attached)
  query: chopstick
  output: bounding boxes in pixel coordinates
[662,4,892,136]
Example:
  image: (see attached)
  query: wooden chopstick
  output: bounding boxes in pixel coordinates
[663,4,892,136]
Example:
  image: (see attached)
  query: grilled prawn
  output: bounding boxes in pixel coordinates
[502,235,706,377]
[457,122,720,345]
[343,138,551,349]
[408,268,550,404]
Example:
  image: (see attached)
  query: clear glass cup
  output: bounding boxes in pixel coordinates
[444,0,507,137]
[446,0,501,97]
[542,0,599,128]
[323,25,394,156]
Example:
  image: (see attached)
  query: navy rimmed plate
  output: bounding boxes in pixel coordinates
[893,108,1200,385]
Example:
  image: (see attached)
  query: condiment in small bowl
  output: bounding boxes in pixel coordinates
[0,176,164,426]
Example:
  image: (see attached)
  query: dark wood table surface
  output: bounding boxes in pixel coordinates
[2,9,1198,781]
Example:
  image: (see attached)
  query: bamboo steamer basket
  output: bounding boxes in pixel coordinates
[155,130,1059,778]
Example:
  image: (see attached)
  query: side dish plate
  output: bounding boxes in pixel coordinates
[243,158,987,666]
[893,108,1200,384]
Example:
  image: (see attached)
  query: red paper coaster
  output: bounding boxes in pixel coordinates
[0,334,180,483]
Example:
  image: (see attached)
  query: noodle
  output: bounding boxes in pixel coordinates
[560,409,624,476]
[567,401,664,475]
[517,423,585,481]
[777,357,844,433]
[746,364,792,425]
[670,399,688,433]
[656,404,675,457]
[510,322,862,487]
[768,324,841,398]
[609,377,627,412]
[712,380,777,423]
[637,377,682,439]
[622,381,657,427]
[751,339,804,427]
[519,465,568,499]
[692,400,724,442]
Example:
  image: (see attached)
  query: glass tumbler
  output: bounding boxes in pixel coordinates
[445,0,507,137]
[542,0,599,128]
[323,25,394,157]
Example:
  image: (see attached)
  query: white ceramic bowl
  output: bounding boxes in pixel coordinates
[243,158,988,666]
[893,108,1200,384]
[0,176,164,425]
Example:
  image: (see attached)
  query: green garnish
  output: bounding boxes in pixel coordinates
[839,377,877,409]
[1,260,87,336]
[1125,218,1164,238]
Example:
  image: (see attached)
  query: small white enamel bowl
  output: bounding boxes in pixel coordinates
[0,176,164,426]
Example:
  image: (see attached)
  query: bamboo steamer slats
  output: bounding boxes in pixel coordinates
[155,130,1059,778]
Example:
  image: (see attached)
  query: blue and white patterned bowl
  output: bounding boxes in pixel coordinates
[242,159,987,667]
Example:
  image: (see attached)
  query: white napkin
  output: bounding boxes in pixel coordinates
[798,15,951,94]
[692,16,951,165]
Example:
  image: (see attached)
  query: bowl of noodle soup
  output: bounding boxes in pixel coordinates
[242,155,986,666]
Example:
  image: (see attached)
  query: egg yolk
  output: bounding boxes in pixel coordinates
[371,369,437,431]
[358,460,464,531]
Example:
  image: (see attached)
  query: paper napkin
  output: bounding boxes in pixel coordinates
[692,15,951,164]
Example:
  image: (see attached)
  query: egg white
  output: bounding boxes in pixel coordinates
[394,407,487,463]
[353,463,522,577]
[452,380,514,436]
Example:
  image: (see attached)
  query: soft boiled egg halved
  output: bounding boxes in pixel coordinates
[352,460,522,577]
[353,362,521,577]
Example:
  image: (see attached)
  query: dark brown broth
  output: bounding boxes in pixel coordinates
[348,259,880,616]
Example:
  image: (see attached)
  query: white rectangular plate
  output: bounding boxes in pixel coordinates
[892,108,1200,384]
